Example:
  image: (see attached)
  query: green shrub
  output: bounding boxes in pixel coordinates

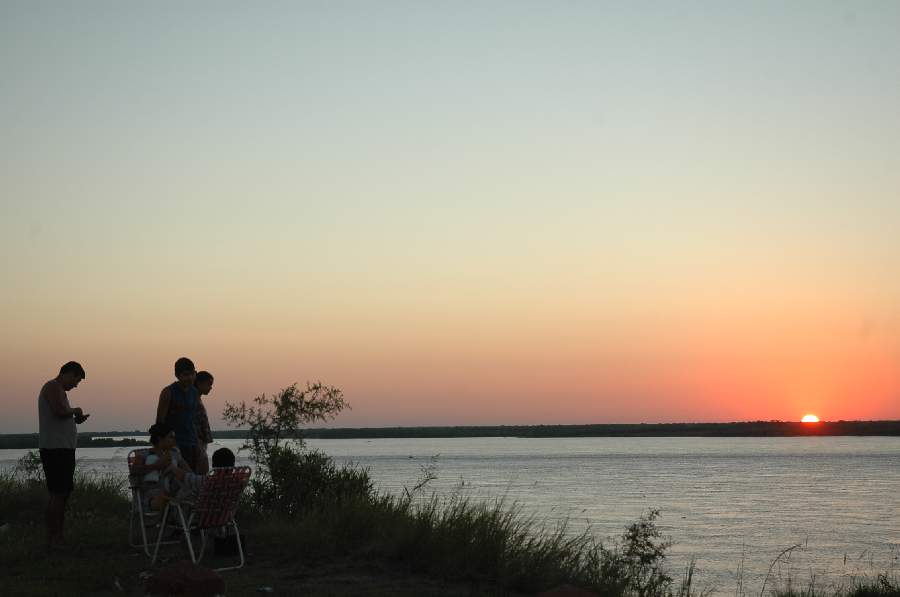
[252,445,374,514]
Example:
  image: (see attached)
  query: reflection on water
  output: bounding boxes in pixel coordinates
[4,436,899,594]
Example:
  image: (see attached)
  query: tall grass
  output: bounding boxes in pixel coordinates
[245,490,705,596]
[0,468,129,527]
[226,441,702,596]
[770,575,900,597]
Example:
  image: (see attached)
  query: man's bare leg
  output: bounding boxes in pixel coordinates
[46,493,69,548]
[46,493,62,546]
[59,493,70,544]
[45,495,54,544]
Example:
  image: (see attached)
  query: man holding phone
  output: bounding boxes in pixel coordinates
[38,361,89,549]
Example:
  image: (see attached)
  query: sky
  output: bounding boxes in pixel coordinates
[2,1,899,433]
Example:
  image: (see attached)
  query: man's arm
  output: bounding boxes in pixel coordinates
[156,386,171,423]
[42,382,81,419]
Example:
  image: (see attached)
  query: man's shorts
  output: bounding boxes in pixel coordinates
[39,448,76,495]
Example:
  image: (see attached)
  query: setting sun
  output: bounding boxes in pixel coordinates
[801,414,820,423]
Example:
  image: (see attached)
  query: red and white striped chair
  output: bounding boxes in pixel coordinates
[151,466,251,571]
[127,448,179,555]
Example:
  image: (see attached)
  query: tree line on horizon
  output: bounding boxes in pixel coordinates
[2,420,900,449]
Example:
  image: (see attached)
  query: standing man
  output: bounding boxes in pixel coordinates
[38,361,89,549]
[155,357,199,471]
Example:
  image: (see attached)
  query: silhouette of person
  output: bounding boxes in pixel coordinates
[155,357,199,471]
[38,361,89,549]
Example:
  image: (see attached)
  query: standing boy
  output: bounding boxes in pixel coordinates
[38,361,89,549]
[155,357,198,471]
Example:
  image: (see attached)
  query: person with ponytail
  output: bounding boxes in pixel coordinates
[193,371,215,474]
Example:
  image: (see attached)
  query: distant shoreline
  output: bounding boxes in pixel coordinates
[2,421,899,449]
[0,435,150,450]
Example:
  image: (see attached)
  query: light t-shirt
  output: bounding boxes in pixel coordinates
[38,380,76,450]
[143,447,183,492]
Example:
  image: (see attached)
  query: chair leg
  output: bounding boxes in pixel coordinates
[128,491,147,551]
[198,528,207,562]
[213,521,245,572]
[128,506,148,552]
[151,504,171,565]
[137,496,152,556]
[177,506,197,563]
[235,521,245,570]
[128,500,136,546]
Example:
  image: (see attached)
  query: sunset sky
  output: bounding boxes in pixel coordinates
[2,2,899,433]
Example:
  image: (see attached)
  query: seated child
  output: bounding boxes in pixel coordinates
[138,422,193,510]
[165,448,240,543]
[169,447,236,503]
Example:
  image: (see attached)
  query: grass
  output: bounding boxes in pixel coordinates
[1,471,138,596]
[2,458,899,597]
[0,470,486,596]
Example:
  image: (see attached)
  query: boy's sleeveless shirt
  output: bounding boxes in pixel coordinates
[165,382,198,447]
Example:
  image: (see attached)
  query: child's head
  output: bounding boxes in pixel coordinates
[149,422,176,449]
[174,357,196,385]
[211,448,235,468]
[195,371,214,396]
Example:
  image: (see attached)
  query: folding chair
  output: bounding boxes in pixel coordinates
[151,466,251,572]
[128,449,181,555]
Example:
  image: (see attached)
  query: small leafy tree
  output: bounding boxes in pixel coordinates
[223,382,346,456]
[223,382,371,514]
[593,509,675,597]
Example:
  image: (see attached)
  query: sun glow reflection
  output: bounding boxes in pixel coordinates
[801,414,820,423]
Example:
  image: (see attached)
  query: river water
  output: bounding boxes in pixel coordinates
[3,436,899,594]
